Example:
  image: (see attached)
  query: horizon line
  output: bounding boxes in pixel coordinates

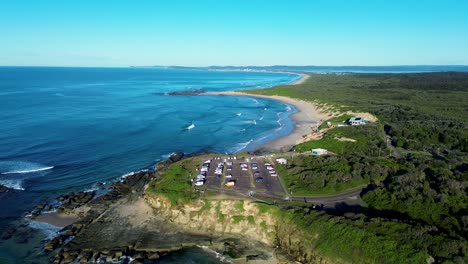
[1,64,468,68]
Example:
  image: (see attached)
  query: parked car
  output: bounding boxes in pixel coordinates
[195,180,204,186]
[255,177,264,183]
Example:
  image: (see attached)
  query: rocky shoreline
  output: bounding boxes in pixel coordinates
[2,152,278,263]
[0,184,14,193]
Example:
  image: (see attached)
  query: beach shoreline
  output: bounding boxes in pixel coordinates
[205,73,330,152]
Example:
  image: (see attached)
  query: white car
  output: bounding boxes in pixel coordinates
[195,181,204,186]
[226,174,232,178]
[269,170,276,174]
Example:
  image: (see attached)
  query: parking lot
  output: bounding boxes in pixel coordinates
[193,155,286,196]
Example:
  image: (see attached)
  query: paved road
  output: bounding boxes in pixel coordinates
[205,185,363,207]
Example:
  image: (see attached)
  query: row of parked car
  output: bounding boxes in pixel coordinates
[195,159,212,186]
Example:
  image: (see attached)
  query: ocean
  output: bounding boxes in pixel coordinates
[0,67,299,262]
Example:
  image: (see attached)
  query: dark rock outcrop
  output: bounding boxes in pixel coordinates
[168,152,184,163]
[0,184,13,193]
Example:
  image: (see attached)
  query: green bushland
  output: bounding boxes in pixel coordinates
[278,154,391,196]
[247,72,468,152]
[246,72,468,262]
[277,208,467,264]
[294,123,387,155]
[146,160,199,206]
[318,114,354,129]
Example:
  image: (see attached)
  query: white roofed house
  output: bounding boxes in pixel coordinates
[311,148,328,156]
[275,158,287,165]
[348,116,366,126]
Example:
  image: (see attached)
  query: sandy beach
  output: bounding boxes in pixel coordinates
[291,72,310,85]
[206,73,329,152]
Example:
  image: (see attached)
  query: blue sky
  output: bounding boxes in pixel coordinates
[1,0,467,66]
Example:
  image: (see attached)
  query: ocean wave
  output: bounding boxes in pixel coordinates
[230,139,253,153]
[198,246,232,263]
[243,120,257,125]
[0,179,25,190]
[0,160,54,175]
[250,98,260,105]
[1,166,54,175]
[161,152,176,160]
[121,169,148,180]
[28,220,62,240]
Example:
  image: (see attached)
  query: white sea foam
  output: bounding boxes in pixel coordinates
[236,113,242,116]
[84,186,99,193]
[231,139,253,153]
[161,152,176,160]
[250,98,260,105]
[121,169,148,180]
[28,220,62,240]
[121,171,135,178]
[1,166,54,175]
[243,120,257,125]
[198,245,232,263]
[0,179,25,190]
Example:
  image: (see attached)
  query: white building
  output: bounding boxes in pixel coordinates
[311,148,328,156]
[275,158,288,165]
[349,117,366,126]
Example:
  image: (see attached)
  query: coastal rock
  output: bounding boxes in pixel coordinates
[57,191,95,213]
[168,152,184,163]
[0,184,12,193]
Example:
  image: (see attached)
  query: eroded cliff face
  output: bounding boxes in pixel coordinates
[145,193,336,264]
[145,194,276,245]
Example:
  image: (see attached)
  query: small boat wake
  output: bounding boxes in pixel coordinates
[186,122,195,130]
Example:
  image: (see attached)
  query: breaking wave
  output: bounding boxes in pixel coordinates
[2,166,54,175]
